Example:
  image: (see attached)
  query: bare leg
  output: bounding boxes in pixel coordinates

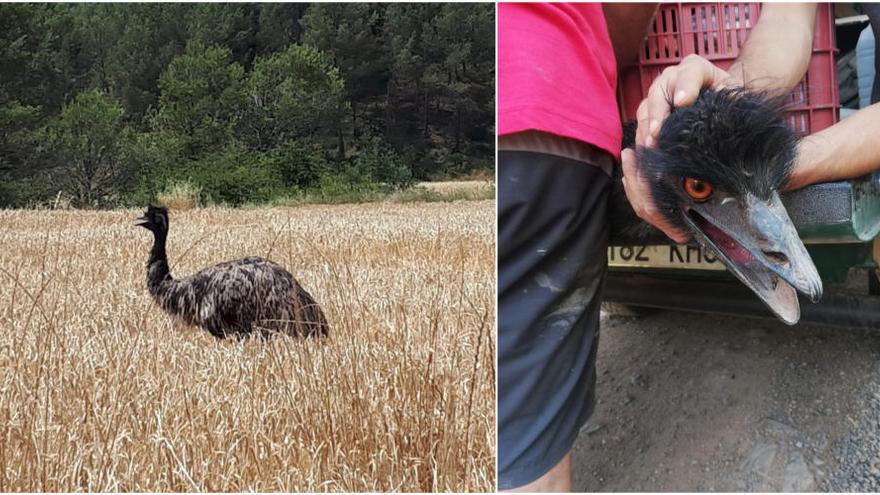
[497,149,606,492]
[506,453,572,492]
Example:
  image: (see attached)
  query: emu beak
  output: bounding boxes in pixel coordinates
[682,191,823,325]
[134,215,149,227]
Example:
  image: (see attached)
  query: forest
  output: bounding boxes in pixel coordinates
[0,3,495,207]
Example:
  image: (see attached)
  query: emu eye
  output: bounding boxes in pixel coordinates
[683,177,713,201]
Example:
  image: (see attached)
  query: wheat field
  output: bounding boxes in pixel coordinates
[0,200,495,492]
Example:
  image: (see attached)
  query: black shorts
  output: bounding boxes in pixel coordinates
[497,150,611,489]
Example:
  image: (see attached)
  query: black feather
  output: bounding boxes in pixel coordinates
[610,88,798,243]
[137,206,329,339]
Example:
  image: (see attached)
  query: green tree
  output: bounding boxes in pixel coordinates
[254,4,309,55]
[0,4,71,112]
[0,4,494,207]
[244,44,347,152]
[185,4,261,69]
[430,4,495,156]
[153,44,246,156]
[38,90,135,206]
[93,4,190,123]
[302,4,391,145]
[0,4,70,201]
[384,3,495,177]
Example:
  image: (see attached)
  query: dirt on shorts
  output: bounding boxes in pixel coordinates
[571,310,880,492]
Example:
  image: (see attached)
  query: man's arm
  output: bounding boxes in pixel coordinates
[788,102,880,190]
[638,3,817,148]
[726,3,817,91]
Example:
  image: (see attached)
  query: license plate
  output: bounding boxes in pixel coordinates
[607,245,726,271]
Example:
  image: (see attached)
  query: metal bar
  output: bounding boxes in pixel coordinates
[603,272,880,329]
[835,14,869,26]
[610,176,880,246]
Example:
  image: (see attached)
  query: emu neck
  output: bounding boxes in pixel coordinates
[147,230,172,295]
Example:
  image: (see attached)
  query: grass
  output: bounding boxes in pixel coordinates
[405,181,496,202]
[156,181,203,211]
[269,180,495,207]
[0,201,495,491]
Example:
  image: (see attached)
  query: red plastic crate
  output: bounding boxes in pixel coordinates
[619,3,839,136]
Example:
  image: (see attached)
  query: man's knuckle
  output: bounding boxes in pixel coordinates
[636,101,648,119]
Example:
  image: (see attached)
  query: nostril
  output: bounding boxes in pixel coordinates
[763,251,789,266]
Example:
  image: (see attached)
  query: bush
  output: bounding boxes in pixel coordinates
[136,141,281,207]
[260,142,328,189]
[131,130,188,203]
[315,171,383,202]
[186,144,281,206]
[205,164,279,206]
[352,137,414,189]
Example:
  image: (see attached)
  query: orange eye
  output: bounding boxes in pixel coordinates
[683,177,713,201]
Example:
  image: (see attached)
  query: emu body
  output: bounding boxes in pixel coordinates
[137,206,329,338]
[611,88,823,324]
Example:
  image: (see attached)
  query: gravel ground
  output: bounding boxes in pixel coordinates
[827,363,880,492]
[571,309,880,492]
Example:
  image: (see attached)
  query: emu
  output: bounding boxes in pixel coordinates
[135,205,329,338]
[610,87,823,325]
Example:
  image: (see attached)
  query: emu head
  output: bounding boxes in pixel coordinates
[638,88,822,324]
[135,205,169,236]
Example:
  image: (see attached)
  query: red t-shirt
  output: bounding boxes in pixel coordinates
[498,2,622,160]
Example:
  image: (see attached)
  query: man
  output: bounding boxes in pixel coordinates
[498,3,822,491]
[498,3,656,491]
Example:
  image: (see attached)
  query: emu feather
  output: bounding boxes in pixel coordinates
[136,206,329,338]
[610,88,822,324]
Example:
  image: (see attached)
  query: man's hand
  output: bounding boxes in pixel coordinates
[624,3,816,243]
[634,54,735,149]
[620,148,689,244]
[627,54,731,244]
[634,3,815,149]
